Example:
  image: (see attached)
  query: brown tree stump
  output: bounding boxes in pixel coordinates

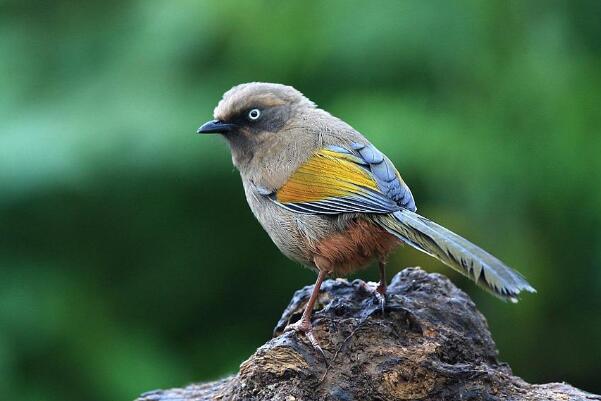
[137,267,599,401]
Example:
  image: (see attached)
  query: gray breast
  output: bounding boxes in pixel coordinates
[241,178,338,269]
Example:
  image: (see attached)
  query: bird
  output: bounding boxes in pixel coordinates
[196,82,535,350]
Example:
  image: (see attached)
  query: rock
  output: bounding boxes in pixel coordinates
[137,268,599,401]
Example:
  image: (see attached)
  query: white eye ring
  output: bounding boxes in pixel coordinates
[248,108,261,120]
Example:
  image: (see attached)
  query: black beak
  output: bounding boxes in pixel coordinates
[196,119,235,134]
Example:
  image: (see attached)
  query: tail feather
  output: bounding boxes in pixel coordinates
[378,209,536,302]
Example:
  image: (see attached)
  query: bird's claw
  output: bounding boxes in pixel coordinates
[285,319,326,358]
[375,290,386,314]
[358,280,387,314]
[376,282,387,314]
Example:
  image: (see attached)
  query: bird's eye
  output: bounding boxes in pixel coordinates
[248,108,261,121]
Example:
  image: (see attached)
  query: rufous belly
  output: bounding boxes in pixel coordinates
[313,218,400,276]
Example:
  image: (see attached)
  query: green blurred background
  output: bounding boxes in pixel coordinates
[1,1,600,400]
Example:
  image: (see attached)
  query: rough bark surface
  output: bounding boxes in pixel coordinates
[137,267,599,401]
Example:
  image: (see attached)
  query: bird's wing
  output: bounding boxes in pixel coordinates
[266,143,416,215]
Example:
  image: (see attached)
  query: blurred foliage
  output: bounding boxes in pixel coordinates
[1,1,601,400]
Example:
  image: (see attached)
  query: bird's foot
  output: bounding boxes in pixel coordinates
[285,318,326,358]
[375,282,387,315]
[358,280,387,314]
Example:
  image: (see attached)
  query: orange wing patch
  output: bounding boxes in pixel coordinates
[276,149,378,203]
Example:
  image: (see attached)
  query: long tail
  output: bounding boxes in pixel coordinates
[377,209,536,302]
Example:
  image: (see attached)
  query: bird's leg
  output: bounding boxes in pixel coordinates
[285,268,328,355]
[376,259,388,314]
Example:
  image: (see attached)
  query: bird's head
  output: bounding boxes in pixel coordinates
[197,82,315,138]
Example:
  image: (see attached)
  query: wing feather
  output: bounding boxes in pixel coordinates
[269,144,415,215]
